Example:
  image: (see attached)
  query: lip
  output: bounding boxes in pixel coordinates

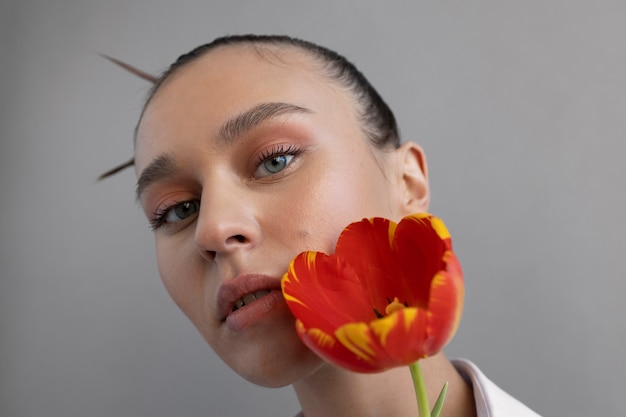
[217,273,285,330]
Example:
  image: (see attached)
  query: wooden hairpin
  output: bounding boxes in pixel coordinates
[98,54,156,180]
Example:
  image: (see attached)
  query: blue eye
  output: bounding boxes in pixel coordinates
[165,201,200,222]
[151,200,200,230]
[263,154,293,173]
[255,145,302,178]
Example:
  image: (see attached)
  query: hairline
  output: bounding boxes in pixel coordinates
[133,41,396,151]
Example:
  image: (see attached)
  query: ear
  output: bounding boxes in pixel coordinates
[394,141,430,215]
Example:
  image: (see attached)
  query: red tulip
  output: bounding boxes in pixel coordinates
[281,213,464,373]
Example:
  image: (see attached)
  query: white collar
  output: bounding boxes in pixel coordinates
[452,359,542,417]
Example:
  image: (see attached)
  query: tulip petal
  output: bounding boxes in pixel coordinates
[395,214,450,307]
[297,321,381,373]
[336,217,407,313]
[282,251,373,332]
[424,254,464,355]
[371,308,429,364]
[335,322,378,361]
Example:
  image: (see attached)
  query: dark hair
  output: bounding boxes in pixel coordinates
[99,34,399,179]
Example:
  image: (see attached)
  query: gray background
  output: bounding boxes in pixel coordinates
[1,1,625,416]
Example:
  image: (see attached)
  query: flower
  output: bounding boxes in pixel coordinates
[281,213,464,373]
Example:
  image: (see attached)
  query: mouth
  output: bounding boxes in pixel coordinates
[232,289,271,312]
[217,274,284,323]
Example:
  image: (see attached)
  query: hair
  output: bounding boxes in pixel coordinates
[99,34,400,179]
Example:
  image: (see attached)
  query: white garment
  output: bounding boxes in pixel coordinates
[452,359,541,417]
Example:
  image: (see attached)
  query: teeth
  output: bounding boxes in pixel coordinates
[258,289,270,296]
[243,293,257,305]
[255,289,270,299]
[232,290,271,312]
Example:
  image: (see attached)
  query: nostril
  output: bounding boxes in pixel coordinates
[233,234,245,243]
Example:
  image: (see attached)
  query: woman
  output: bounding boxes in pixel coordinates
[115,34,539,417]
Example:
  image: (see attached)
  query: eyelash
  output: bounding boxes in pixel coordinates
[149,200,197,231]
[254,144,303,175]
[149,144,304,231]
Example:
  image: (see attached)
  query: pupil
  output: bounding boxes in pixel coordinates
[266,155,287,173]
[175,202,194,219]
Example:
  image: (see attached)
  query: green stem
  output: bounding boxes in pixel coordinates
[409,361,431,417]
[431,382,448,417]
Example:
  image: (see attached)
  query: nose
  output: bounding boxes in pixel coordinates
[193,186,261,260]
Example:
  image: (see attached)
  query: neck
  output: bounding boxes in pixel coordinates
[292,353,477,417]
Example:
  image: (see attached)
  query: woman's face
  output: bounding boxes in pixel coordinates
[134,46,428,387]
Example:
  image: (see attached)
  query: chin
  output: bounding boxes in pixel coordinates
[230,338,324,388]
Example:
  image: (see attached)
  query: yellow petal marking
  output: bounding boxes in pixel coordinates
[401,308,419,332]
[280,252,317,307]
[282,292,306,306]
[429,216,451,240]
[335,322,376,362]
[307,328,336,349]
[369,314,397,347]
[370,308,418,346]
[305,251,318,269]
[387,220,398,247]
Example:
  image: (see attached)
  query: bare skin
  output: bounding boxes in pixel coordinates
[134,44,477,417]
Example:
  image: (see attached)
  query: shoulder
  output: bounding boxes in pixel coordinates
[452,359,542,417]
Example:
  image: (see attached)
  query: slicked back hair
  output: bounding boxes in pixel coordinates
[142,34,400,150]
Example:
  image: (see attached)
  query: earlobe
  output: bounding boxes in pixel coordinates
[395,141,430,214]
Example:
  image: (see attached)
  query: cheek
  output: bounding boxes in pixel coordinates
[275,164,396,254]
[155,238,210,324]
[272,176,347,252]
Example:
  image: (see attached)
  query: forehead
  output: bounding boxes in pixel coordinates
[134,45,359,170]
[156,44,328,99]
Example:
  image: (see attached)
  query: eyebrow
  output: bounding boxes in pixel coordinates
[136,154,177,200]
[218,102,312,143]
[135,102,312,200]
